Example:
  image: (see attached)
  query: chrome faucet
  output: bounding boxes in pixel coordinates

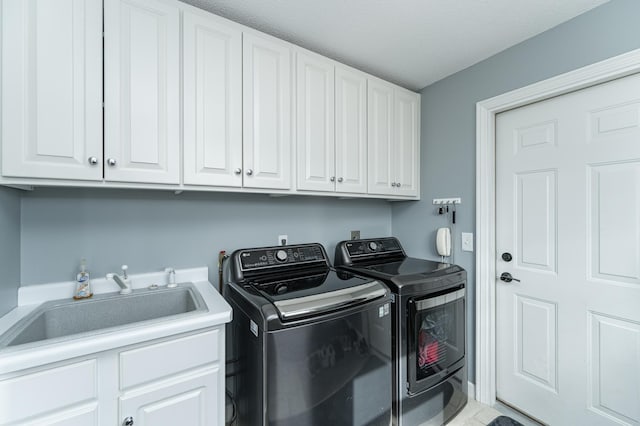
[107,265,132,294]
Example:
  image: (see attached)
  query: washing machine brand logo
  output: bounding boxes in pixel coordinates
[242,252,250,257]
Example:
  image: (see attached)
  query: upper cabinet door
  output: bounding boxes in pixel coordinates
[367,78,394,196]
[1,0,103,180]
[104,0,180,184]
[242,32,292,190]
[394,88,420,197]
[296,51,335,192]
[335,66,367,194]
[183,10,242,187]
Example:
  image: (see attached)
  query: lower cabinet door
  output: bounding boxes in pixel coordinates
[119,367,220,426]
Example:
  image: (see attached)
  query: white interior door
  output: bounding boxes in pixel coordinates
[496,72,640,425]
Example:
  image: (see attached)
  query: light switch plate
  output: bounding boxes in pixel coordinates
[461,232,473,252]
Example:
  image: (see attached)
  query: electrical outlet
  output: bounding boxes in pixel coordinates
[350,230,360,240]
[278,235,288,246]
[461,232,473,252]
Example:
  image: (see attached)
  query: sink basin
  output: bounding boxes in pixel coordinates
[0,284,208,349]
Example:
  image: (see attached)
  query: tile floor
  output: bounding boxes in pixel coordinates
[445,399,542,426]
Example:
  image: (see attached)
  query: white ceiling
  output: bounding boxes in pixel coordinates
[182,0,610,91]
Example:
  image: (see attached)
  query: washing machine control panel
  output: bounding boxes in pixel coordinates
[239,244,327,271]
[343,237,403,257]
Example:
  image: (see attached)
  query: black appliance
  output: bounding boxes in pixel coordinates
[334,237,467,426]
[224,243,393,426]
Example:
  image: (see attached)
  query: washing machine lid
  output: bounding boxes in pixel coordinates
[253,270,387,320]
[361,257,452,278]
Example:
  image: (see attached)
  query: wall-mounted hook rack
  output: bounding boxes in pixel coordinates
[432,197,461,205]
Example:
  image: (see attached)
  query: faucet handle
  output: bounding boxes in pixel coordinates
[121,265,129,279]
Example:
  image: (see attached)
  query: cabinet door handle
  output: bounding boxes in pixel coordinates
[391,182,396,187]
[107,158,117,166]
[234,168,242,175]
[122,417,134,426]
[88,157,99,165]
[330,176,335,182]
[246,169,253,176]
[396,182,401,187]
[337,177,343,183]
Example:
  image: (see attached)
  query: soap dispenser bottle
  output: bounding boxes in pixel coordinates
[74,258,93,300]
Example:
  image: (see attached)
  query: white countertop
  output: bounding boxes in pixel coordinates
[0,267,232,376]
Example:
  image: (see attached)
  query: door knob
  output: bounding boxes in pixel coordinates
[502,252,513,262]
[337,177,343,183]
[234,168,242,175]
[499,272,520,283]
[330,176,335,182]
[246,169,253,176]
[88,156,99,165]
[107,158,117,166]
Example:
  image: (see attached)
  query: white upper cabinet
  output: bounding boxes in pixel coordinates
[182,10,242,187]
[243,32,292,190]
[1,0,103,180]
[104,0,181,184]
[393,87,420,197]
[335,66,368,194]
[296,51,335,192]
[368,78,420,197]
[296,53,368,194]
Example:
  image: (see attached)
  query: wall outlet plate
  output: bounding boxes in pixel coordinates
[351,230,360,240]
[461,232,473,252]
[278,235,288,246]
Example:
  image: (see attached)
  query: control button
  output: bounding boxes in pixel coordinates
[275,250,288,262]
[260,255,267,261]
[275,284,288,294]
[368,242,378,251]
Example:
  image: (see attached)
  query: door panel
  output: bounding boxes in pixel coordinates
[589,163,640,285]
[496,72,640,425]
[335,66,367,194]
[516,171,557,272]
[515,295,557,391]
[242,33,292,190]
[183,10,242,187]
[367,79,394,195]
[1,0,102,180]
[296,51,335,192]
[104,0,180,184]
[588,312,640,424]
[393,89,419,197]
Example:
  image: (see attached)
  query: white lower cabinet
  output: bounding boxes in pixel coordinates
[0,328,224,426]
[119,367,219,426]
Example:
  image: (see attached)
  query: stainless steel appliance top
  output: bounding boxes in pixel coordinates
[334,237,466,294]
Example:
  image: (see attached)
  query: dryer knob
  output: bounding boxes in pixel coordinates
[368,242,378,251]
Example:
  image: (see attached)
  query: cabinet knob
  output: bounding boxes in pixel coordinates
[246,169,253,176]
[391,182,396,187]
[122,417,134,426]
[234,168,242,175]
[337,177,343,183]
[396,182,401,187]
[330,176,335,182]
[107,158,117,166]
[88,156,99,165]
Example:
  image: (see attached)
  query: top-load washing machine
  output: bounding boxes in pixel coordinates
[224,242,393,425]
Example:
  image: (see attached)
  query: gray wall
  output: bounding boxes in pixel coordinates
[0,186,20,316]
[392,0,640,383]
[20,188,391,286]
